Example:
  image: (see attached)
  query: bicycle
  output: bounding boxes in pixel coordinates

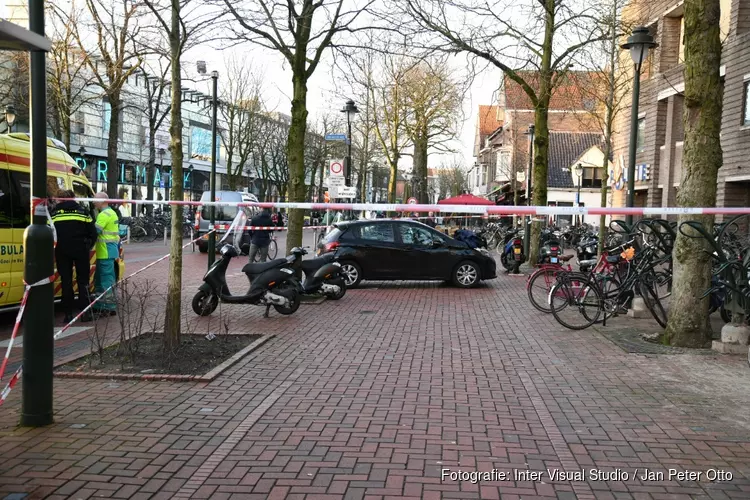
[251,234,279,262]
[549,239,668,330]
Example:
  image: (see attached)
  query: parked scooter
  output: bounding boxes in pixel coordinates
[500,229,525,273]
[192,213,301,318]
[288,247,347,300]
[537,227,563,265]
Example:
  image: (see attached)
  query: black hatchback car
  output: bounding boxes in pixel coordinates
[317,219,497,288]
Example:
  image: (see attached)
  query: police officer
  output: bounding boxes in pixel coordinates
[51,189,98,323]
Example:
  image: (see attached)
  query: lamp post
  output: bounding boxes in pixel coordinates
[574,162,583,226]
[131,163,138,216]
[5,104,16,133]
[77,145,89,187]
[341,99,359,214]
[198,61,219,267]
[158,147,165,210]
[621,26,657,226]
[187,163,194,201]
[524,124,534,256]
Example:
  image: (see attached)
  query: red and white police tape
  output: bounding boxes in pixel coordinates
[0,275,57,384]
[58,197,750,216]
[0,230,215,407]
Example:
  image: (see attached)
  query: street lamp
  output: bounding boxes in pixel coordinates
[187,163,194,201]
[158,147,165,210]
[341,99,359,191]
[523,124,535,255]
[574,162,584,226]
[5,104,16,133]
[621,26,657,226]
[198,60,219,267]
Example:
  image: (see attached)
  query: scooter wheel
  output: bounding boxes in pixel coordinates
[326,278,347,301]
[273,286,301,315]
[192,290,218,316]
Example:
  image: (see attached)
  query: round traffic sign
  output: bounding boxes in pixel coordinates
[407,197,418,204]
[330,161,343,175]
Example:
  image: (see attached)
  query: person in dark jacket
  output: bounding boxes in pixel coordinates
[51,190,98,323]
[248,208,274,263]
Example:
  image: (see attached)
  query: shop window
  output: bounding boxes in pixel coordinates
[636,117,646,152]
[743,81,750,126]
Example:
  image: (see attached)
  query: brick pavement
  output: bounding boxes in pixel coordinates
[1,253,750,499]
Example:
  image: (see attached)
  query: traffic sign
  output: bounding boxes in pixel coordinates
[407,197,418,204]
[516,171,526,183]
[329,159,344,177]
[336,186,356,199]
[325,134,347,142]
[328,176,345,187]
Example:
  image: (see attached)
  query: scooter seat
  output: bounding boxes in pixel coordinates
[300,255,334,273]
[242,258,288,275]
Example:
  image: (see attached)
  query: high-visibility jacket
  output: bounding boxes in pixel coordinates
[95,207,120,260]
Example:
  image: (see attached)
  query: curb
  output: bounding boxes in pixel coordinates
[53,335,275,382]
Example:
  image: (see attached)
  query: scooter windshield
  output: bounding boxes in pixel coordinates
[219,210,249,251]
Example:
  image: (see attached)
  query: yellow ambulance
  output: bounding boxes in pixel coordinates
[0,133,125,309]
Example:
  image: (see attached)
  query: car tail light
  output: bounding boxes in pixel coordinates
[323,241,339,253]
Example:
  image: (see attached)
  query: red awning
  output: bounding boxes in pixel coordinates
[437,193,496,205]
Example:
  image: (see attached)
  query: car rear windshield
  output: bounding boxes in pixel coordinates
[324,228,343,243]
[198,193,239,221]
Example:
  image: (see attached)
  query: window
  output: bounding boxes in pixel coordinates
[74,110,85,134]
[743,81,750,126]
[399,224,433,247]
[581,167,603,188]
[678,16,685,64]
[73,181,95,215]
[102,99,124,140]
[636,117,646,152]
[359,223,394,243]
[0,169,19,228]
[496,151,511,181]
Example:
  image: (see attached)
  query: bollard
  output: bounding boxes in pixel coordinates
[164,226,168,246]
[127,226,131,244]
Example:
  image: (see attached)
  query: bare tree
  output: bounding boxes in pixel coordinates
[0,51,28,131]
[401,0,608,258]
[47,4,97,150]
[218,54,266,190]
[222,0,374,254]
[142,0,221,350]
[370,54,414,203]
[664,0,723,347]
[437,159,469,199]
[400,57,463,203]
[69,0,146,197]
[136,56,171,216]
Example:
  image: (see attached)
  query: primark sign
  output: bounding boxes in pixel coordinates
[73,156,192,188]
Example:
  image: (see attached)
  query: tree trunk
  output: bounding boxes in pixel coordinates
[62,118,71,152]
[664,0,723,347]
[412,134,429,204]
[528,0,555,264]
[163,3,185,352]
[285,73,308,255]
[227,154,236,190]
[387,155,399,203]
[106,95,121,198]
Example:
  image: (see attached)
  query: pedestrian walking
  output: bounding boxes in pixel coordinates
[248,208,274,263]
[51,190,97,324]
[93,193,120,316]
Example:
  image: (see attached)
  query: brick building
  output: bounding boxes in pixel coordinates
[612,0,748,213]
[472,71,602,201]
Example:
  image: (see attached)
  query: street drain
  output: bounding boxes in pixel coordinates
[359,310,376,314]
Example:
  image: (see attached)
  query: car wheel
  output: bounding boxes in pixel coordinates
[339,261,362,288]
[453,261,480,288]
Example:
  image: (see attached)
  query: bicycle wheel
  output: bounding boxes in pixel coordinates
[527,267,560,313]
[130,225,147,243]
[145,224,158,243]
[550,277,602,330]
[267,239,278,259]
[639,281,668,328]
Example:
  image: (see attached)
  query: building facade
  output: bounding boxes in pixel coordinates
[612,0,747,214]
[472,72,602,202]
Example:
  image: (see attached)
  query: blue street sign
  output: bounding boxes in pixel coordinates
[325,133,347,141]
